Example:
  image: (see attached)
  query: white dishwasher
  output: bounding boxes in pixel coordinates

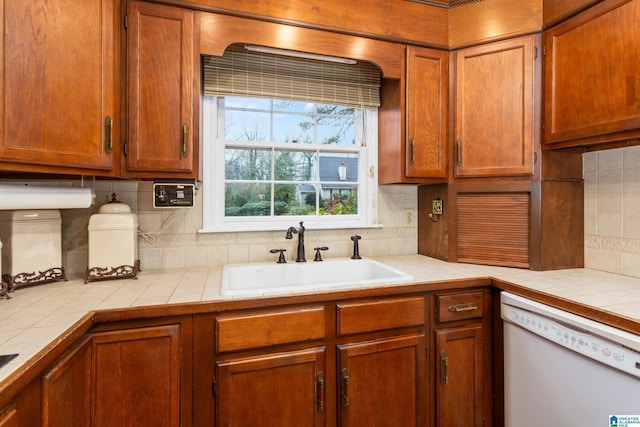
[501,291,640,427]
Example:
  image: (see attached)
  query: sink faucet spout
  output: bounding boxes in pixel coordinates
[285,221,306,262]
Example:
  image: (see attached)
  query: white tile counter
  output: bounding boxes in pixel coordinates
[2,254,640,384]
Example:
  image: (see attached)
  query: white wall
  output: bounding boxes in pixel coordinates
[584,145,640,277]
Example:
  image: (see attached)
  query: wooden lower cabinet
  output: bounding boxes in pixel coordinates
[432,289,493,427]
[435,325,487,427]
[92,324,182,427]
[215,347,326,427]
[337,334,426,427]
[41,337,92,427]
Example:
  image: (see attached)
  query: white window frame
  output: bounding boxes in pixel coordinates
[200,96,381,233]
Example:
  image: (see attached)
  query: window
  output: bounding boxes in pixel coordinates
[200,45,381,232]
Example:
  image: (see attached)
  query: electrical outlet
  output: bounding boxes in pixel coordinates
[402,208,414,227]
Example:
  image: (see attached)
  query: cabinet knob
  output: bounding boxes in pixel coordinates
[456,139,462,166]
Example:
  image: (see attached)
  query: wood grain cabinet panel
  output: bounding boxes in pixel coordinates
[543,0,640,148]
[126,1,197,177]
[215,347,326,427]
[337,296,425,336]
[41,337,92,427]
[435,325,487,427]
[454,35,537,177]
[215,306,325,352]
[93,325,181,427]
[0,404,17,427]
[0,0,119,173]
[379,46,448,184]
[338,334,426,427]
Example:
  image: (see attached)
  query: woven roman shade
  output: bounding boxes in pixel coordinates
[203,44,381,107]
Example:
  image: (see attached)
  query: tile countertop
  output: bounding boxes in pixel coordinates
[2,254,640,384]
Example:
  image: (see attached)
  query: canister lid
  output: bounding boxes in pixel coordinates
[98,193,132,214]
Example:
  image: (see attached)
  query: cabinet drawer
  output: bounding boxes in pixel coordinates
[337,296,425,336]
[215,306,325,352]
[437,291,483,323]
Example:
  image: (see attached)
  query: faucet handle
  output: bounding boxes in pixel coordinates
[270,248,287,263]
[313,247,329,262]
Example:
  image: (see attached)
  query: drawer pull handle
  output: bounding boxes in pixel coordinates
[104,116,113,154]
[182,123,189,158]
[409,137,415,165]
[316,371,325,411]
[341,368,350,408]
[448,302,478,312]
[440,351,448,385]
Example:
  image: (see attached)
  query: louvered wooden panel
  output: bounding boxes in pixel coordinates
[457,192,530,268]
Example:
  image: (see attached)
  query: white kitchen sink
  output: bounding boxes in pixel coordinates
[220,258,414,297]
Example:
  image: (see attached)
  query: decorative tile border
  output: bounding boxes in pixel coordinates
[585,234,640,254]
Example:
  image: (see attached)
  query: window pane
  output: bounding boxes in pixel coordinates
[225,110,271,141]
[273,113,313,144]
[274,150,317,181]
[317,114,356,146]
[225,149,272,180]
[321,189,358,215]
[273,100,314,113]
[319,153,358,182]
[274,183,316,216]
[225,183,272,216]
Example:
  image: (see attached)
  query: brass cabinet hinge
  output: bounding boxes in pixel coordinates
[124,14,128,30]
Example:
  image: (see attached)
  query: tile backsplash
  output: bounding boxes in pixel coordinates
[584,145,640,278]
[7,144,639,279]
[3,180,416,275]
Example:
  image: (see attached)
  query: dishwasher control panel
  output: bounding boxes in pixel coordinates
[501,293,640,379]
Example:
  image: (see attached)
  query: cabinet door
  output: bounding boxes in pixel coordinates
[435,325,488,427]
[0,0,119,172]
[543,0,640,147]
[454,35,536,177]
[406,46,448,179]
[126,1,195,175]
[41,336,92,427]
[92,325,181,427]
[338,334,426,427]
[215,347,326,427]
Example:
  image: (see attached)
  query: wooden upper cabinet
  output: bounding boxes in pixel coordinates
[126,1,197,177]
[406,47,449,180]
[0,0,119,173]
[543,0,640,148]
[379,46,448,184]
[454,35,537,178]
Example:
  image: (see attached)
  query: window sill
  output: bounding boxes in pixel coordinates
[198,223,384,234]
